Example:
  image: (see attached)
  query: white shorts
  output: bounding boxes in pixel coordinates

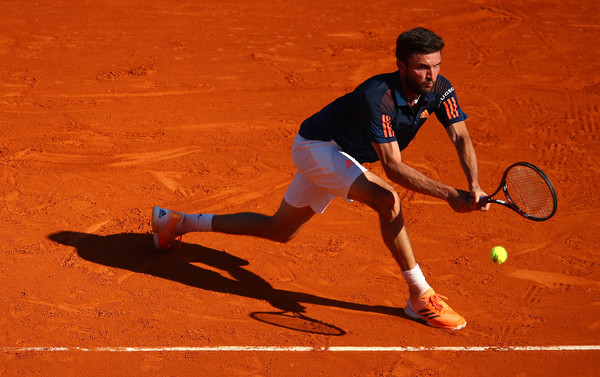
[284,134,367,214]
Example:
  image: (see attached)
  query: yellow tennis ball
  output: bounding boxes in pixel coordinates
[490,246,508,264]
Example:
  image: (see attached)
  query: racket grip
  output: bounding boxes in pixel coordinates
[478,196,490,207]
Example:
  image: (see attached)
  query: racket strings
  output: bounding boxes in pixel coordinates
[505,166,555,218]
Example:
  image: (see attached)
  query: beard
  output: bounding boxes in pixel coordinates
[404,72,436,96]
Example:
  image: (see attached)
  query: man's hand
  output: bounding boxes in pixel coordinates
[446,189,473,213]
[470,187,490,211]
[447,188,490,212]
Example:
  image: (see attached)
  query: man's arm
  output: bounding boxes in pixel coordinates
[445,121,489,210]
[372,121,489,212]
[372,140,474,212]
[445,121,479,190]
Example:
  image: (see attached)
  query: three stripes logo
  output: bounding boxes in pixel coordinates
[420,110,430,119]
[159,209,167,219]
[381,115,393,137]
[443,97,459,119]
[419,308,442,320]
[345,159,353,170]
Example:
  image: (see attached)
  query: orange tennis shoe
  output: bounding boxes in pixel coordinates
[404,288,467,330]
[151,206,184,251]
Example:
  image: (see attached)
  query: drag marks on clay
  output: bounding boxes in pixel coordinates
[150,171,182,193]
[324,30,390,54]
[571,207,600,216]
[480,6,527,22]
[523,284,543,305]
[346,57,394,88]
[70,147,200,168]
[11,150,95,166]
[35,87,214,101]
[7,126,116,166]
[520,102,565,170]
[250,52,317,67]
[84,219,113,235]
[21,296,119,317]
[96,63,155,81]
[0,70,38,88]
[325,32,363,39]
[176,122,242,131]
[567,98,599,141]
[510,269,600,289]
[109,148,200,168]
[516,96,598,182]
[512,240,555,257]
[567,256,594,281]
[182,181,290,212]
[437,6,524,40]
[543,142,569,172]
[476,93,510,125]
[498,324,517,340]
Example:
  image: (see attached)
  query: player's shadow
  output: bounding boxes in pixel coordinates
[49,231,410,335]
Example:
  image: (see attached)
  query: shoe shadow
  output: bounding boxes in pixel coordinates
[49,231,411,335]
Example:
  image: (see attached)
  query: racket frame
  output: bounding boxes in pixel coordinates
[483,162,557,221]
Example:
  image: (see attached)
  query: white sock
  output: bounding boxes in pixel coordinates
[177,213,214,234]
[401,264,431,298]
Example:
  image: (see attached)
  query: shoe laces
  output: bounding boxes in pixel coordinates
[176,235,183,253]
[426,293,450,312]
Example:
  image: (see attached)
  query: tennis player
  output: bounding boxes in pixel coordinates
[152,27,489,330]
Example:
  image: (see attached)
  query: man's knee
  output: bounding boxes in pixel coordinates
[269,226,300,243]
[263,215,304,243]
[266,200,314,243]
[349,172,401,217]
[376,188,402,220]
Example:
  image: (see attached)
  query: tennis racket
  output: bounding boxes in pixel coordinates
[480,162,557,221]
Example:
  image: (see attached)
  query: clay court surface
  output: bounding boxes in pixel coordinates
[1,0,599,375]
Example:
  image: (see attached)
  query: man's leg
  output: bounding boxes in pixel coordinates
[347,171,466,330]
[347,171,416,271]
[210,199,316,243]
[152,198,316,249]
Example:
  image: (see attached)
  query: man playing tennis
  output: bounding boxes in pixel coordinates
[152,27,489,330]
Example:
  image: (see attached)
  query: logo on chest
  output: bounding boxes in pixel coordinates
[420,110,430,119]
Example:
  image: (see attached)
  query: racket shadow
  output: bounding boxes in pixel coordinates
[48,231,409,334]
[250,311,346,336]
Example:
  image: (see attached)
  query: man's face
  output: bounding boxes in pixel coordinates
[398,51,442,96]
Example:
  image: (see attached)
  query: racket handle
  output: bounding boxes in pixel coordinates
[478,196,490,206]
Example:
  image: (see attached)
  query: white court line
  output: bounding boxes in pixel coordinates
[1,345,599,352]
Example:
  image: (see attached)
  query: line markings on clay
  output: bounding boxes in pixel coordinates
[2,345,599,352]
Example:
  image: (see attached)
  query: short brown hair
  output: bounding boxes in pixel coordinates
[395,27,445,62]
